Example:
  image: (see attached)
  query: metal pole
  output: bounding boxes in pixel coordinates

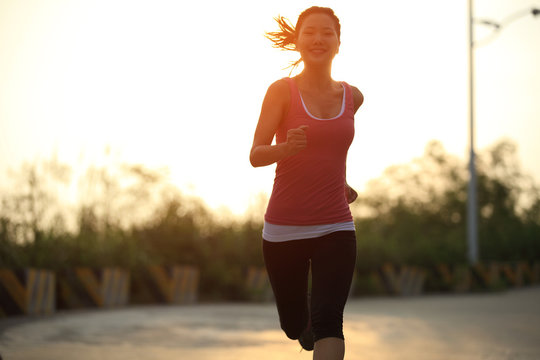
[467,0,479,265]
[465,6,538,265]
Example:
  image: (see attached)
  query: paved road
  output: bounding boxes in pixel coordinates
[1,287,539,360]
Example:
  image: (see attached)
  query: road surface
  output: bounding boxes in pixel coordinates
[1,286,539,360]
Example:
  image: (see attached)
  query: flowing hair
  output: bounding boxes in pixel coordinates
[265,6,341,71]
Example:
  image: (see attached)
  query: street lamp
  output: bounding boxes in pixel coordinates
[467,2,539,265]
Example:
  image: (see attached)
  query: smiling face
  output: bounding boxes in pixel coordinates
[295,12,341,67]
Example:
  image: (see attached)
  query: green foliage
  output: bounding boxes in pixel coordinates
[0,139,539,300]
[353,140,540,271]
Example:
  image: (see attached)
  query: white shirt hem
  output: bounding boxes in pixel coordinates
[262,221,355,242]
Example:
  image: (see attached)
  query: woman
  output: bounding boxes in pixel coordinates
[250,6,363,360]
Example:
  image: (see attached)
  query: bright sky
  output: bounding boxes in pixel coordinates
[1,0,539,217]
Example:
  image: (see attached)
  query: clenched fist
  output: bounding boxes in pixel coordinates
[345,183,358,204]
[285,125,308,156]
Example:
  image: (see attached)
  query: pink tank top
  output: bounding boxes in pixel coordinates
[264,77,355,225]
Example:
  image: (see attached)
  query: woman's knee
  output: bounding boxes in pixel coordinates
[278,300,310,339]
[312,321,344,342]
[281,320,304,340]
[311,304,345,342]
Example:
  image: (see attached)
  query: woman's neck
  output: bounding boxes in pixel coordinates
[296,66,335,90]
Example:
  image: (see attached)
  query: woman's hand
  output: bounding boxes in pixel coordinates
[284,125,309,156]
[345,183,358,204]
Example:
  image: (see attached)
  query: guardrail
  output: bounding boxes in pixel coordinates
[1,261,538,317]
[353,261,540,297]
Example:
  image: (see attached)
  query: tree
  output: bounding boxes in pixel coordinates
[353,139,540,269]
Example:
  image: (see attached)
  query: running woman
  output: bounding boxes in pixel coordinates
[250,6,364,360]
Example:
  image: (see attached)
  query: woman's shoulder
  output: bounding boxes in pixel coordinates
[265,78,291,103]
[345,83,364,113]
[268,77,291,92]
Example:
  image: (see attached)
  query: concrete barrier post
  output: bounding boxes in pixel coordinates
[379,264,426,296]
[57,267,130,309]
[0,268,55,316]
[131,265,199,305]
[245,266,273,302]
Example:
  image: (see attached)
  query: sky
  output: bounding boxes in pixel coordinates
[1,0,539,217]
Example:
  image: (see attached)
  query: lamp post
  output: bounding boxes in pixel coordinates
[467,2,539,265]
[467,0,478,265]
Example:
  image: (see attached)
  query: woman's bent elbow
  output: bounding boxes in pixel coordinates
[250,152,261,168]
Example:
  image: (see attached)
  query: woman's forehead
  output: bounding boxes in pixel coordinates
[300,13,337,30]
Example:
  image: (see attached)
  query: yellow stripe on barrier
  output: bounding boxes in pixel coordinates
[149,265,172,302]
[0,269,26,312]
[500,263,526,287]
[58,276,80,308]
[473,263,500,288]
[380,264,426,296]
[60,267,130,308]
[0,269,55,316]
[516,262,539,285]
[75,268,103,307]
[436,264,471,292]
[436,264,453,285]
[144,265,199,304]
[500,263,516,286]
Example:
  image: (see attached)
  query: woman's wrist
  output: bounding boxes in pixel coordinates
[277,142,293,159]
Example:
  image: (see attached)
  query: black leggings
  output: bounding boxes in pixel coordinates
[263,231,356,342]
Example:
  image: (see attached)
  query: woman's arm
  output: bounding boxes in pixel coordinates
[250,79,308,167]
[344,86,363,203]
[351,85,364,114]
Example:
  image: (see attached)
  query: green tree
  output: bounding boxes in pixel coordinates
[353,139,540,271]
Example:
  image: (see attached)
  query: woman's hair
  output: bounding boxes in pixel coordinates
[266,6,341,69]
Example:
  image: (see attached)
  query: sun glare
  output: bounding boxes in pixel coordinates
[1,0,539,216]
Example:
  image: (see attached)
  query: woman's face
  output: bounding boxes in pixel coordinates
[295,13,340,67]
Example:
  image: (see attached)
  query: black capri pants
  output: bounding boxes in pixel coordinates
[263,230,356,342]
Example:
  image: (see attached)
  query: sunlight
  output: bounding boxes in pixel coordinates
[0,0,539,216]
